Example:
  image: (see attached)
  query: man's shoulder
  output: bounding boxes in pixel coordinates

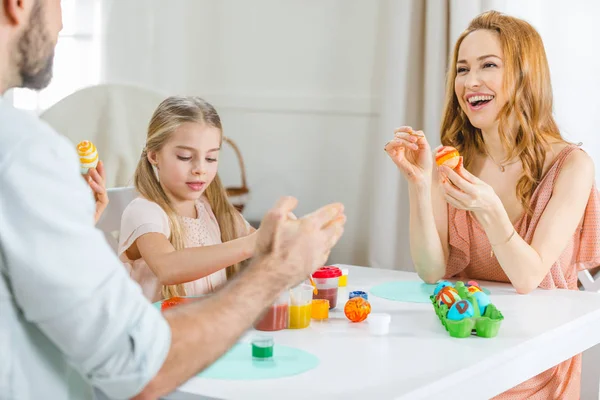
[0,99,73,172]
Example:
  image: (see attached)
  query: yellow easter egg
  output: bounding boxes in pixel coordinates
[77,140,99,173]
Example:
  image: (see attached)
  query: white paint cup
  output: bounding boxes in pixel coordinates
[368,313,391,336]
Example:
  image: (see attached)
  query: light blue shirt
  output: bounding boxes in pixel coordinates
[0,98,171,399]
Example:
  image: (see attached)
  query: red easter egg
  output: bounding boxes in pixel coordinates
[161,296,191,311]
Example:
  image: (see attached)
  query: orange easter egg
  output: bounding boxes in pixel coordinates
[435,146,460,169]
[344,297,371,323]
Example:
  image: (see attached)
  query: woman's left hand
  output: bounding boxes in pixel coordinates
[439,157,501,213]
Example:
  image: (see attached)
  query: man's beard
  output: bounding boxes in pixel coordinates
[16,1,55,90]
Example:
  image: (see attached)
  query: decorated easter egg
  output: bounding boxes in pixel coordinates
[435,146,460,169]
[467,286,481,294]
[472,291,491,315]
[433,280,454,296]
[344,297,372,323]
[77,140,99,174]
[447,300,474,321]
[436,287,461,308]
[161,296,191,311]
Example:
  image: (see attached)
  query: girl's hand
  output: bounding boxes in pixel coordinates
[439,158,502,214]
[384,126,433,183]
[85,160,109,224]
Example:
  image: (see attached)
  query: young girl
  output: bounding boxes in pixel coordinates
[119,96,256,302]
[385,11,599,399]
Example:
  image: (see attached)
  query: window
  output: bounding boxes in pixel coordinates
[11,0,101,113]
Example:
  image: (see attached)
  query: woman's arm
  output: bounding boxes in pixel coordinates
[408,172,449,284]
[384,127,448,283]
[441,150,595,293]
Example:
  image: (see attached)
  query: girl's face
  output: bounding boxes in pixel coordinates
[454,29,507,133]
[149,122,221,203]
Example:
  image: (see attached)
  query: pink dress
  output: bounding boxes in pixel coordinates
[118,196,248,302]
[445,145,600,399]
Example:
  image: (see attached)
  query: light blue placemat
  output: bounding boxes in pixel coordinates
[198,343,319,380]
[370,281,489,303]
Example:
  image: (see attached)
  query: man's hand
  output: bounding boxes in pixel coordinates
[84,160,108,224]
[134,198,346,400]
[254,196,346,287]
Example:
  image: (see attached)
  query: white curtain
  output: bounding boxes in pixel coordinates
[368,0,600,271]
[368,0,492,271]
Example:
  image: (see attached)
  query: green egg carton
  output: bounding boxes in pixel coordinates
[430,281,504,338]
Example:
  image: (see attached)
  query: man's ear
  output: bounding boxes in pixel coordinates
[4,0,28,25]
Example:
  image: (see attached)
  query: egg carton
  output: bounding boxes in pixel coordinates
[430,281,504,338]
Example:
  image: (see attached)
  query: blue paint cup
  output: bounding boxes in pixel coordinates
[349,290,368,301]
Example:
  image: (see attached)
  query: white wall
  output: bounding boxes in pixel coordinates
[101,0,600,266]
[102,0,383,265]
[496,0,600,180]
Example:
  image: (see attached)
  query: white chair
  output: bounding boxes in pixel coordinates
[579,269,600,400]
[40,83,167,188]
[579,270,600,292]
[96,186,137,254]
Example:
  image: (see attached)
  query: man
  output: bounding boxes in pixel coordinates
[0,1,346,399]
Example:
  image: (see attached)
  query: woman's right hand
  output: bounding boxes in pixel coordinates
[384,126,433,184]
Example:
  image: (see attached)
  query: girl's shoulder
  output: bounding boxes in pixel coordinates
[118,197,171,256]
[125,196,167,214]
[122,196,169,227]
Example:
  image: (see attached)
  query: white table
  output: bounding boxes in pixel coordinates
[167,265,600,400]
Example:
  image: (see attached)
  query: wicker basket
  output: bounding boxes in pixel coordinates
[222,136,249,213]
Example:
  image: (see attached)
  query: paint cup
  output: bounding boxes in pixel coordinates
[368,313,391,336]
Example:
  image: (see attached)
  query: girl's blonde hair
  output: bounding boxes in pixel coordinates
[440,11,565,215]
[134,96,246,299]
